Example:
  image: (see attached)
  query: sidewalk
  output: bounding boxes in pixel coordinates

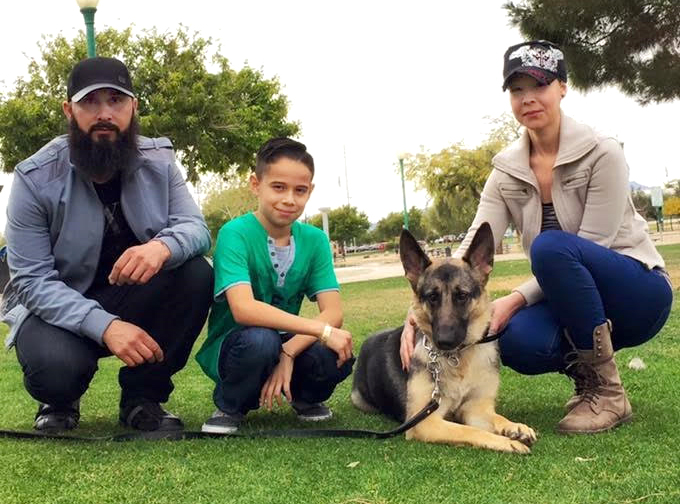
[335,229,680,285]
[335,251,526,284]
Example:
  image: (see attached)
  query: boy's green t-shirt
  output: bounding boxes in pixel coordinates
[196,212,339,382]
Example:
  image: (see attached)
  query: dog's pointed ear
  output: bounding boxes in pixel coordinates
[462,222,494,281]
[400,229,431,291]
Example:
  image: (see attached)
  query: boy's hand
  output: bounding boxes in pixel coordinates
[260,352,294,410]
[325,327,353,367]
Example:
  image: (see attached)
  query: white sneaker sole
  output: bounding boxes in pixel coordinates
[201,423,239,434]
[297,411,333,422]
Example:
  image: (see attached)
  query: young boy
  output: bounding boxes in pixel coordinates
[197,137,354,433]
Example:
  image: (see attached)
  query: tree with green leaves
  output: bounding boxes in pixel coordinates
[372,208,429,242]
[504,0,680,104]
[631,190,655,220]
[403,114,520,236]
[201,181,258,244]
[422,198,469,237]
[0,26,298,180]
[308,206,370,247]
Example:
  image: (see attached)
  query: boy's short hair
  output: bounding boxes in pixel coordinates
[254,137,315,179]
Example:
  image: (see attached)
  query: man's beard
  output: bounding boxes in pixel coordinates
[68,115,139,182]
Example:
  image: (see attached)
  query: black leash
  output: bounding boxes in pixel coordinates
[0,327,496,443]
[0,399,439,442]
[419,325,500,354]
[476,331,500,345]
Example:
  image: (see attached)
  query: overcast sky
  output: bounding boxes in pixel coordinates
[2,0,679,226]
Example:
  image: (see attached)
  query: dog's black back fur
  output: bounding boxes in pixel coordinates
[352,326,409,422]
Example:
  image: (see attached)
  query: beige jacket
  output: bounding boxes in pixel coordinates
[454,113,664,306]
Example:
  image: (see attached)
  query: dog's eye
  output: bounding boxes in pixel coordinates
[425,292,439,304]
[455,291,470,302]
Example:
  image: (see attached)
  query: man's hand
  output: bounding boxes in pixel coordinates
[102,320,164,367]
[325,327,353,367]
[490,291,527,335]
[399,311,418,371]
[259,351,294,410]
[108,240,171,286]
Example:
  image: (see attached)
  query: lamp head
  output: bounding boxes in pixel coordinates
[76,0,100,9]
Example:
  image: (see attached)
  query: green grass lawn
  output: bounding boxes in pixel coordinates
[1,249,680,503]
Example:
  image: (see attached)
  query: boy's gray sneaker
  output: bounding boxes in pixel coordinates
[201,410,243,434]
[291,401,333,421]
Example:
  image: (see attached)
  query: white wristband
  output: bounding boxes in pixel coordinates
[320,324,332,345]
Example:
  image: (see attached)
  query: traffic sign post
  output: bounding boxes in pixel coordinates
[650,187,664,235]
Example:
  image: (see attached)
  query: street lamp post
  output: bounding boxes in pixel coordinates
[319,206,334,259]
[76,0,100,58]
[319,207,331,240]
[398,153,409,230]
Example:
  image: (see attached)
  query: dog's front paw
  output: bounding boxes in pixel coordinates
[494,437,531,454]
[500,422,537,447]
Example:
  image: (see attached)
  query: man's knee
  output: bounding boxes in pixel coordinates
[124,256,212,336]
[172,256,214,303]
[140,256,213,309]
[16,317,99,404]
[22,353,97,404]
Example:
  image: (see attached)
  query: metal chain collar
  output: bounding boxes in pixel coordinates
[422,335,460,404]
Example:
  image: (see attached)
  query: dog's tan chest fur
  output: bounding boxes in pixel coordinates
[411,341,500,416]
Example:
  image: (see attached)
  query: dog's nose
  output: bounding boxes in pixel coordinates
[437,340,457,351]
[434,324,466,350]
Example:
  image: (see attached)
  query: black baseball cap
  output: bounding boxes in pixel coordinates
[67,57,135,102]
[502,40,567,91]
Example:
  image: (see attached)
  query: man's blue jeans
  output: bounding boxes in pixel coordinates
[500,231,673,375]
[213,326,355,414]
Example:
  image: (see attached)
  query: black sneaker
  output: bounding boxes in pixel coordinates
[201,410,244,434]
[119,401,183,431]
[291,401,333,421]
[34,401,80,431]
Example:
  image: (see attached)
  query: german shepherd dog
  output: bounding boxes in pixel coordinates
[351,223,537,453]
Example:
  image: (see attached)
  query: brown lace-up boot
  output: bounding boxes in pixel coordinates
[557,321,633,434]
[562,365,586,412]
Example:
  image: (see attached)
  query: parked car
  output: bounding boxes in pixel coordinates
[434,235,455,244]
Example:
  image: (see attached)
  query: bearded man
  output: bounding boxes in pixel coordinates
[1,57,213,432]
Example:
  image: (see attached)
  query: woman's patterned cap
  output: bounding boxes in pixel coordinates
[502,40,567,91]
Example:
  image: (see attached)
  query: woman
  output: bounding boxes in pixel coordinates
[400,40,673,434]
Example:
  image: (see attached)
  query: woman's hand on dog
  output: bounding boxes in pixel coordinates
[259,352,294,410]
[400,311,418,371]
[490,292,527,335]
[325,327,353,367]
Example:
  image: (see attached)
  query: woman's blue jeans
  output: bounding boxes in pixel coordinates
[500,231,673,375]
[213,326,354,415]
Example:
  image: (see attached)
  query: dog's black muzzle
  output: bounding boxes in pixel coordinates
[432,324,467,351]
